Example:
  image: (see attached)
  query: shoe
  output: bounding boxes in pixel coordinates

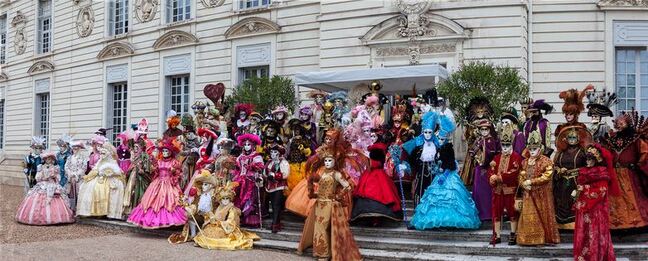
[490,235,501,245]
[508,233,517,245]
[271,224,281,233]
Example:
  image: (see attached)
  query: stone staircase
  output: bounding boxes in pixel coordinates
[77,200,648,260]
[0,153,26,187]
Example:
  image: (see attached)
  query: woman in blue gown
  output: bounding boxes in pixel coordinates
[409,112,481,230]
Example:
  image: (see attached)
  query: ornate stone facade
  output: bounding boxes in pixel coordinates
[598,0,648,7]
[135,0,158,23]
[152,30,199,50]
[0,72,8,82]
[224,17,281,39]
[200,0,225,8]
[76,5,94,38]
[97,42,135,60]
[27,60,55,75]
[11,11,27,55]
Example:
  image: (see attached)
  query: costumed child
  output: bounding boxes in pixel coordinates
[192,181,261,250]
[128,139,187,228]
[516,130,560,246]
[296,148,362,261]
[76,142,125,219]
[64,140,88,211]
[23,136,46,190]
[351,142,402,224]
[573,144,620,261]
[410,112,480,230]
[487,124,522,245]
[264,144,290,233]
[55,134,72,187]
[233,133,264,228]
[16,152,75,225]
[123,138,152,215]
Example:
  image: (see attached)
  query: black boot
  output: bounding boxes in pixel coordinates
[508,232,517,245]
[490,235,501,245]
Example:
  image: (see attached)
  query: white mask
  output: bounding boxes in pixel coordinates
[370,133,378,144]
[270,150,280,160]
[202,182,212,192]
[99,148,110,159]
[479,128,490,137]
[591,116,601,124]
[300,113,309,121]
[423,129,433,141]
[502,144,513,155]
[239,112,247,120]
[363,127,372,136]
[324,157,335,169]
[529,147,541,157]
[244,141,253,152]
[162,148,171,158]
[220,198,231,206]
[501,119,512,125]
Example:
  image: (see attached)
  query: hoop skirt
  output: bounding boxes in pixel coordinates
[410,167,481,229]
[285,179,316,217]
[351,160,402,221]
[16,181,75,225]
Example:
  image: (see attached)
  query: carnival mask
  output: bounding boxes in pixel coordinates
[324,136,333,145]
[244,141,253,152]
[162,148,171,158]
[46,157,55,165]
[220,198,231,206]
[324,157,335,169]
[72,146,80,153]
[134,144,142,153]
[58,143,68,151]
[475,108,487,119]
[239,111,247,120]
[34,148,44,155]
[479,127,490,137]
[591,115,601,124]
[370,132,378,144]
[394,121,402,129]
[270,150,280,160]
[362,127,372,137]
[99,147,110,160]
[265,127,277,138]
[274,112,285,121]
[300,112,310,121]
[423,129,434,141]
[501,118,513,126]
[565,113,576,123]
[614,117,628,131]
[502,144,513,155]
[586,158,595,168]
[567,132,579,146]
[335,99,343,108]
[315,96,324,105]
[529,147,541,157]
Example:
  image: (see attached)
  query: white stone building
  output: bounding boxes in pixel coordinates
[0,0,647,185]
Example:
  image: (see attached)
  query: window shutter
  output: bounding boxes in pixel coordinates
[108,0,115,36]
[166,0,173,23]
[165,77,172,115]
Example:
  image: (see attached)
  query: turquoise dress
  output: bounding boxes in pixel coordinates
[410,143,481,230]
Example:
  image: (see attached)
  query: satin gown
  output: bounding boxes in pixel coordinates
[16,164,75,225]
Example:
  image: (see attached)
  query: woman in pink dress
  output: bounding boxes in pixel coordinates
[128,139,187,229]
[16,152,75,225]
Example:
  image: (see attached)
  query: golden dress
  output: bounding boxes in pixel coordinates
[297,169,362,261]
[193,203,260,250]
[76,161,125,219]
[516,155,560,246]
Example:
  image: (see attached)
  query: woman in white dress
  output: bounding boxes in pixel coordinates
[64,141,88,211]
[76,142,126,219]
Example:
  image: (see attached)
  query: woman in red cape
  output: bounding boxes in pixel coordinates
[573,144,620,261]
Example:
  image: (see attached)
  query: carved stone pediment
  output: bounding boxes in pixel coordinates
[201,0,224,8]
[598,0,648,9]
[153,30,199,50]
[11,11,26,27]
[361,14,468,46]
[224,17,281,39]
[97,41,135,60]
[28,60,55,75]
[0,72,8,82]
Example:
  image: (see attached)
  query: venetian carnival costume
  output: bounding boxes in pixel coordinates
[573,144,620,261]
[487,124,522,245]
[232,104,253,138]
[193,181,260,250]
[297,106,318,150]
[471,119,502,221]
[271,105,291,143]
[263,144,290,233]
[183,128,217,200]
[16,152,75,225]
[285,120,313,196]
[352,143,402,222]
[460,97,495,187]
[163,110,184,139]
[233,134,264,227]
[56,134,73,187]
[116,131,133,175]
[86,134,107,173]
[169,170,216,244]
[346,106,375,157]
[128,139,187,228]
[410,114,481,230]
[553,126,591,230]
[318,101,336,144]
[180,114,202,190]
[23,136,45,190]
[297,149,362,261]
[587,92,617,142]
[328,91,351,129]
[76,142,126,219]
[64,141,88,211]
[213,139,236,187]
[310,89,328,130]
[500,107,526,155]
[135,118,156,156]
[122,138,152,215]
[601,109,648,229]
[516,130,560,246]
[403,111,440,206]
[554,86,593,137]
[259,119,284,161]
[523,100,554,157]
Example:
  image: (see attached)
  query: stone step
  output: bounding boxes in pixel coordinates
[0,176,25,187]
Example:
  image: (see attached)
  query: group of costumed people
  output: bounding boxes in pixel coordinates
[15,81,647,261]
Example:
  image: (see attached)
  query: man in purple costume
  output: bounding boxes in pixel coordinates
[470,119,501,221]
[523,100,554,157]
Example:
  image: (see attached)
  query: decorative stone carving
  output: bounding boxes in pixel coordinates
[11,11,27,55]
[0,0,11,8]
[97,41,135,60]
[28,60,55,75]
[72,0,80,5]
[598,0,648,7]
[76,5,94,37]
[201,0,224,8]
[0,72,8,82]
[394,0,434,40]
[376,43,456,57]
[153,30,199,50]
[224,17,281,39]
[135,0,158,23]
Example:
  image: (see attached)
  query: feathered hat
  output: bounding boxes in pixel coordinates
[217,138,235,151]
[56,133,72,147]
[136,118,149,135]
[586,144,621,196]
[364,95,379,107]
[465,97,494,122]
[519,97,534,107]
[181,113,195,132]
[299,106,313,116]
[249,112,263,121]
[260,119,281,134]
[40,151,56,162]
[157,138,181,155]
[559,85,594,116]
[587,92,617,118]
[116,129,135,145]
[194,170,219,188]
[234,103,254,116]
[217,181,240,201]
[421,111,439,131]
[500,107,520,125]
[237,133,261,146]
[91,134,108,145]
[94,128,110,137]
[527,99,554,114]
[71,140,86,149]
[197,128,218,140]
[166,110,181,128]
[269,144,286,155]
[328,91,348,103]
[437,112,457,139]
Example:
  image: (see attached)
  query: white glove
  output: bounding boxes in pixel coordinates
[522,180,532,191]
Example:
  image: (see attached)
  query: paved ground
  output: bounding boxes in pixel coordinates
[0,185,307,260]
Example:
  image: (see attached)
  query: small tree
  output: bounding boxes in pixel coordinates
[437,61,529,125]
[226,75,298,115]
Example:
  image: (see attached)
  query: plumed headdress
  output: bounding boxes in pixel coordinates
[197,128,218,140]
[234,103,254,116]
[91,134,108,145]
[194,170,219,187]
[56,133,72,147]
[166,110,181,128]
[71,140,86,149]
[217,181,239,201]
[237,133,262,146]
[614,108,648,135]
[528,99,553,114]
[157,138,181,155]
[95,128,110,137]
[437,112,457,139]
[559,85,594,116]
[269,144,286,155]
[500,107,520,125]
[421,111,439,131]
[181,113,195,132]
[250,111,263,121]
[465,97,494,122]
[116,130,135,146]
[260,119,281,134]
[364,95,379,107]
[299,106,313,116]
[587,92,617,118]
[586,144,621,196]
[328,91,348,103]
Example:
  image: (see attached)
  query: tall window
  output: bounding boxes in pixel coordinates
[167,0,191,23]
[37,0,52,54]
[239,66,269,84]
[615,48,648,116]
[109,0,129,36]
[167,75,189,115]
[0,14,6,64]
[109,83,128,144]
[239,0,271,10]
[0,99,4,149]
[37,93,50,145]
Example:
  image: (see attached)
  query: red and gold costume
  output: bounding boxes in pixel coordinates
[488,151,522,242]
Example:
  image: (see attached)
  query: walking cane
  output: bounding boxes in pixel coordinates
[256,171,264,230]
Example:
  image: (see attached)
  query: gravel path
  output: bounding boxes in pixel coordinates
[0,185,124,244]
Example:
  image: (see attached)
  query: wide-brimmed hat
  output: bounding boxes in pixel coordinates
[237,133,261,146]
[40,152,56,161]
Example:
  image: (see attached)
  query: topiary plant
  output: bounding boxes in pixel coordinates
[225,75,298,116]
[437,61,529,125]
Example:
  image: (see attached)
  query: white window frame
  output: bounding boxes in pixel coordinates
[615,47,648,116]
[0,98,4,149]
[108,0,129,36]
[36,92,50,146]
[0,14,7,64]
[165,0,192,24]
[236,0,271,11]
[36,0,52,54]
[108,82,128,144]
[234,42,273,86]
[166,74,190,116]
[238,65,269,84]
